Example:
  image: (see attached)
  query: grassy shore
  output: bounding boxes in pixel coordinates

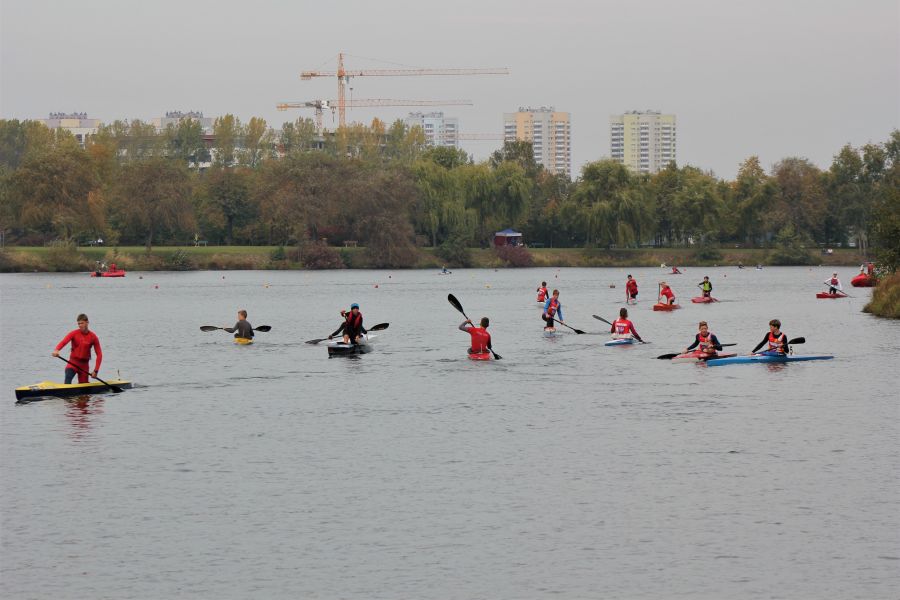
[863,273,900,319]
[0,244,868,273]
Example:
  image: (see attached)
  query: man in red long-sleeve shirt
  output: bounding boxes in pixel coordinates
[52,314,103,384]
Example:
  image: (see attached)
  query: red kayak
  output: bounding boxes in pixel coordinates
[851,274,877,287]
[467,351,492,361]
[653,303,681,311]
[816,292,846,299]
[691,296,717,303]
[91,270,126,277]
[671,350,737,363]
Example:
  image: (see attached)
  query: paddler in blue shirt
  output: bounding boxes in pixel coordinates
[542,289,565,332]
[330,303,366,344]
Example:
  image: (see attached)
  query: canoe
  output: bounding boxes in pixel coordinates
[653,303,681,311]
[604,337,635,346]
[327,334,377,356]
[467,351,492,361]
[671,351,736,363]
[691,296,717,303]
[15,379,133,401]
[234,337,253,345]
[816,292,846,299]
[706,353,834,367]
[851,274,877,287]
[91,270,126,277]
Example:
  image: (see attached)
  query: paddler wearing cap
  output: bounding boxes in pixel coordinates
[330,303,367,344]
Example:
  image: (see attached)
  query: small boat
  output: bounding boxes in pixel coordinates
[604,337,635,346]
[15,379,133,402]
[691,296,718,304]
[706,353,834,367]
[327,334,377,357]
[671,350,736,363]
[670,270,682,275]
[653,303,681,311]
[467,351,492,361]
[91,270,126,278]
[851,274,877,287]
[234,337,254,345]
[816,292,846,299]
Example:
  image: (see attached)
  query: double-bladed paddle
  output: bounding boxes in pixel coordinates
[56,355,124,393]
[447,294,502,359]
[656,343,738,360]
[304,322,389,345]
[201,325,272,333]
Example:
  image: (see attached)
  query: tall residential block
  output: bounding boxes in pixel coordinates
[41,112,100,147]
[404,112,459,148]
[503,106,571,178]
[610,110,676,174]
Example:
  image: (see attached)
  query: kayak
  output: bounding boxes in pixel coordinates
[816,292,847,299]
[691,296,717,303]
[653,303,681,311]
[15,379,133,402]
[604,337,635,346]
[234,337,253,345]
[671,350,736,363]
[91,270,126,277]
[706,353,834,367]
[327,334,377,357]
[851,274,877,287]
[467,351,492,361]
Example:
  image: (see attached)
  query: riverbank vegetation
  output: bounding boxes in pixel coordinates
[863,273,900,319]
[1,118,897,271]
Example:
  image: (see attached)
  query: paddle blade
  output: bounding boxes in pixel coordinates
[305,338,329,345]
[254,325,272,332]
[369,322,389,331]
[592,315,612,326]
[490,349,502,360]
[788,337,805,344]
[657,353,679,360]
[573,328,586,334]
[200,326,221,332]
[720,343,737,347]
[447,294,466,317]
[223,327,236,334]
[110,385,124,393]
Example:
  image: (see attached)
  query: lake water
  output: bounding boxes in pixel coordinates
[1,267,898,599]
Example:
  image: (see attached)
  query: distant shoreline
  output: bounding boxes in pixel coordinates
[0,245,868,272]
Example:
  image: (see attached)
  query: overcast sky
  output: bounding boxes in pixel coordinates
[2,0,897,179]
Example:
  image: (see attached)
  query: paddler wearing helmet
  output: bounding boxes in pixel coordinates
[330,303,366,344]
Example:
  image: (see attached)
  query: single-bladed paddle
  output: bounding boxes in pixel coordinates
[448,294,502,359]
[56,355,123,393]
[550,318,585,334]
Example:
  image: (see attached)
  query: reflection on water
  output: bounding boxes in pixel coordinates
[64,395,104,441]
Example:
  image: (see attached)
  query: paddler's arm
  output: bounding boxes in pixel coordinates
[685,334,699,352]
[751,335,768,354]
[329,323,346,338]
[630,323,643,343]
[710,334,722,351]
[52,331,74,356]
[91,335,103,375]
[459,319,472,332]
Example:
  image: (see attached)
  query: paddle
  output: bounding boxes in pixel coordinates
[56,355,123,393]
[305,322,389,345]
[592,314,612,326]
[200,325,272,333]
[657,343,738,360]
[747,337,805,355]
[447,293,502,359]
[550,318,585,334]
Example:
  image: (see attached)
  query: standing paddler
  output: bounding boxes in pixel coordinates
[330,303,367,344]
[658,281,676,305]
[52,313,103,384]
[697,276,713,298]
[536,281,549,303]
[625,275,638,304]
[542,289,565,332]
[823,273,843,295]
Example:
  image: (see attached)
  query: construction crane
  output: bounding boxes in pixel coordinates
[277,98,474,133]
[300,52,509,127]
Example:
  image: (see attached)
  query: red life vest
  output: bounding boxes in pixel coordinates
[545,298,559,317]
[830,277,838,285]
[660,287,674,300]
[612,318,633,336]
[767,331,786,353]
[698,331,716,352]
[345,311,363,330]
[626,280,638,294]
[467,327,491,352]
[537,287,548,302]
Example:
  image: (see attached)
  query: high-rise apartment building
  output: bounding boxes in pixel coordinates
[503,107,571,178]
[41,112,100,147]
[610,110,676,174]
[404,112,459,148]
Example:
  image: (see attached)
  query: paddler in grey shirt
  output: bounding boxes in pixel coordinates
[233,310,254,340]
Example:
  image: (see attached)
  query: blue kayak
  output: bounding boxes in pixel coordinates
[706,353,834,367]
[604,338,635,346]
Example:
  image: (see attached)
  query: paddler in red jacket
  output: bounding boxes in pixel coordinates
[459,317,492,355]
[658,282,676,305]
[610,308,643,342]
[751,319,789,355]
[52,313,103,384]
[536,281,549,303]
[683,321,722,356]
[625,275,638,304]
[330,303,366,344]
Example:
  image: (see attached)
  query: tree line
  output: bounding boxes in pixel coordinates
[0,116,897,269]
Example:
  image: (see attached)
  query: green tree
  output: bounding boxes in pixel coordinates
[420,145,471,170]
[113,158,194,250]
[241,117,273,168]
[164,118,210,166]
[201,168,257,244]
[212,114,241,167]
[771,157,826,242]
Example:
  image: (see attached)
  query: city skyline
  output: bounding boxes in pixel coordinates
[1,0,897,179]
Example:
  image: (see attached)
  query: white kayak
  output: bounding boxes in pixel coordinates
[327,334,377,357]
[604,337,635,346]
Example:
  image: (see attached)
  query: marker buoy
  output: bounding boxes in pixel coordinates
[374,284,379,288]
[154,284,159,289]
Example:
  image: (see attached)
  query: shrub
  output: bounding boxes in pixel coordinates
[494,244,534,267]
[436,235,473,267]
[767,225,816,266]
[692,245,723,263]
[863,273,900,319]
[302,242,345,269]
[165,249,194,271]
[45,241,89,272]
[269,245,286,262]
